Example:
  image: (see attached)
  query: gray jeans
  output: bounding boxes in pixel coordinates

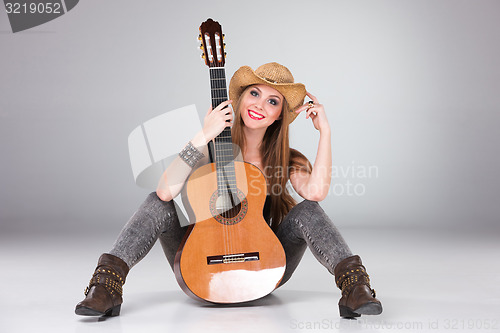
[109,192,352,286]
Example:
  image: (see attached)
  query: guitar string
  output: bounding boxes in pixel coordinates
[211,63,224,256]
[219,65,235,258]
[210,33,239,258]
[218,64,230,258]
[220,64,236,257]
[212,60,231,257]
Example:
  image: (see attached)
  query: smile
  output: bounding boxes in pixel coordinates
[248,110,265,120]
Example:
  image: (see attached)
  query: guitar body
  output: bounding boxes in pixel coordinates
[174,161,286,303]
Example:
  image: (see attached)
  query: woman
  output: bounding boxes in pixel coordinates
[75,62,382,319]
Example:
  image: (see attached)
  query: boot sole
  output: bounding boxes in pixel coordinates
[75,305,121,317]
[354,302,383,315]
[339,305,361,318]
[340,302,383,318]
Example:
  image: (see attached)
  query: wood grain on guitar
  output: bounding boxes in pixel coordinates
[173,18,286,304]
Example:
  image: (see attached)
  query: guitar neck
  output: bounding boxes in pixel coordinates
[209,67,232,144]
[209,66,235,194]
[209,67,228,108]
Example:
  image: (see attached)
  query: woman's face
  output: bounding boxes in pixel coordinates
[238,84,284,129]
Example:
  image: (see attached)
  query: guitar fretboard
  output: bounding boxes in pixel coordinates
[209,67,237,196]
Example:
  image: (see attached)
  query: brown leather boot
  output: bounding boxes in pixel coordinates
[334,255,382,318]
[75,253,129,316]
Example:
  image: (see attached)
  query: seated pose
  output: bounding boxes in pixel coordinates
[75,62,382,318]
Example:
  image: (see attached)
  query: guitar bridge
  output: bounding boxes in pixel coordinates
[207,252,260,265]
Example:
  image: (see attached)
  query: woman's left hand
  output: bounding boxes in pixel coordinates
[295,92,330,132]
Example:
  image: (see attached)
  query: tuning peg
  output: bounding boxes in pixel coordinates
[201,53,206,59]
[222,34,225,40]
[199,44,204,50]
[224,52,227,58]
[198,34,202,41]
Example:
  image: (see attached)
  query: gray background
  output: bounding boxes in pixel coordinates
[1,0,499,235]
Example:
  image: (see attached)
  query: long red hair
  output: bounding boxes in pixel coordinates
[231,86,312,231]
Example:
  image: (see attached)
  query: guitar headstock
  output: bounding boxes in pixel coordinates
[199,18,226,68]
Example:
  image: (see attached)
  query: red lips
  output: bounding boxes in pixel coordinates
[248,109,265,120]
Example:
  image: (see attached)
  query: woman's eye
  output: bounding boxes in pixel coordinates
[250,90,259,97]
[268,99,278,106]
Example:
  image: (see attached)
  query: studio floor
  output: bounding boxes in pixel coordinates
[1,226,499,333]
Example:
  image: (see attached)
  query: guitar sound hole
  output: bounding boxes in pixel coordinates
[215,194,242,219]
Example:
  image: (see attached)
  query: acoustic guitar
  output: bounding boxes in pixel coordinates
[173,18,286,304]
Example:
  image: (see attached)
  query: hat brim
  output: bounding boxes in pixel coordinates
[229,66,306,124]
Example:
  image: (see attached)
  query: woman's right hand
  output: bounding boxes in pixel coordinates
[202,100,233,142]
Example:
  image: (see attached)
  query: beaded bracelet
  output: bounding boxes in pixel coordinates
[179,141,205,168]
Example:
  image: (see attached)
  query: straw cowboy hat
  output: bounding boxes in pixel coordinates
[229,62,306,124]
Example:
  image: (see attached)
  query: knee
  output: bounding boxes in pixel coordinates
[145,192,168,206]
[146,191,163,202]
[295,199,324,213]
[147,191,173,203]
[300,199,319,206]
[286,199,324,222]
[142,192,176,216]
